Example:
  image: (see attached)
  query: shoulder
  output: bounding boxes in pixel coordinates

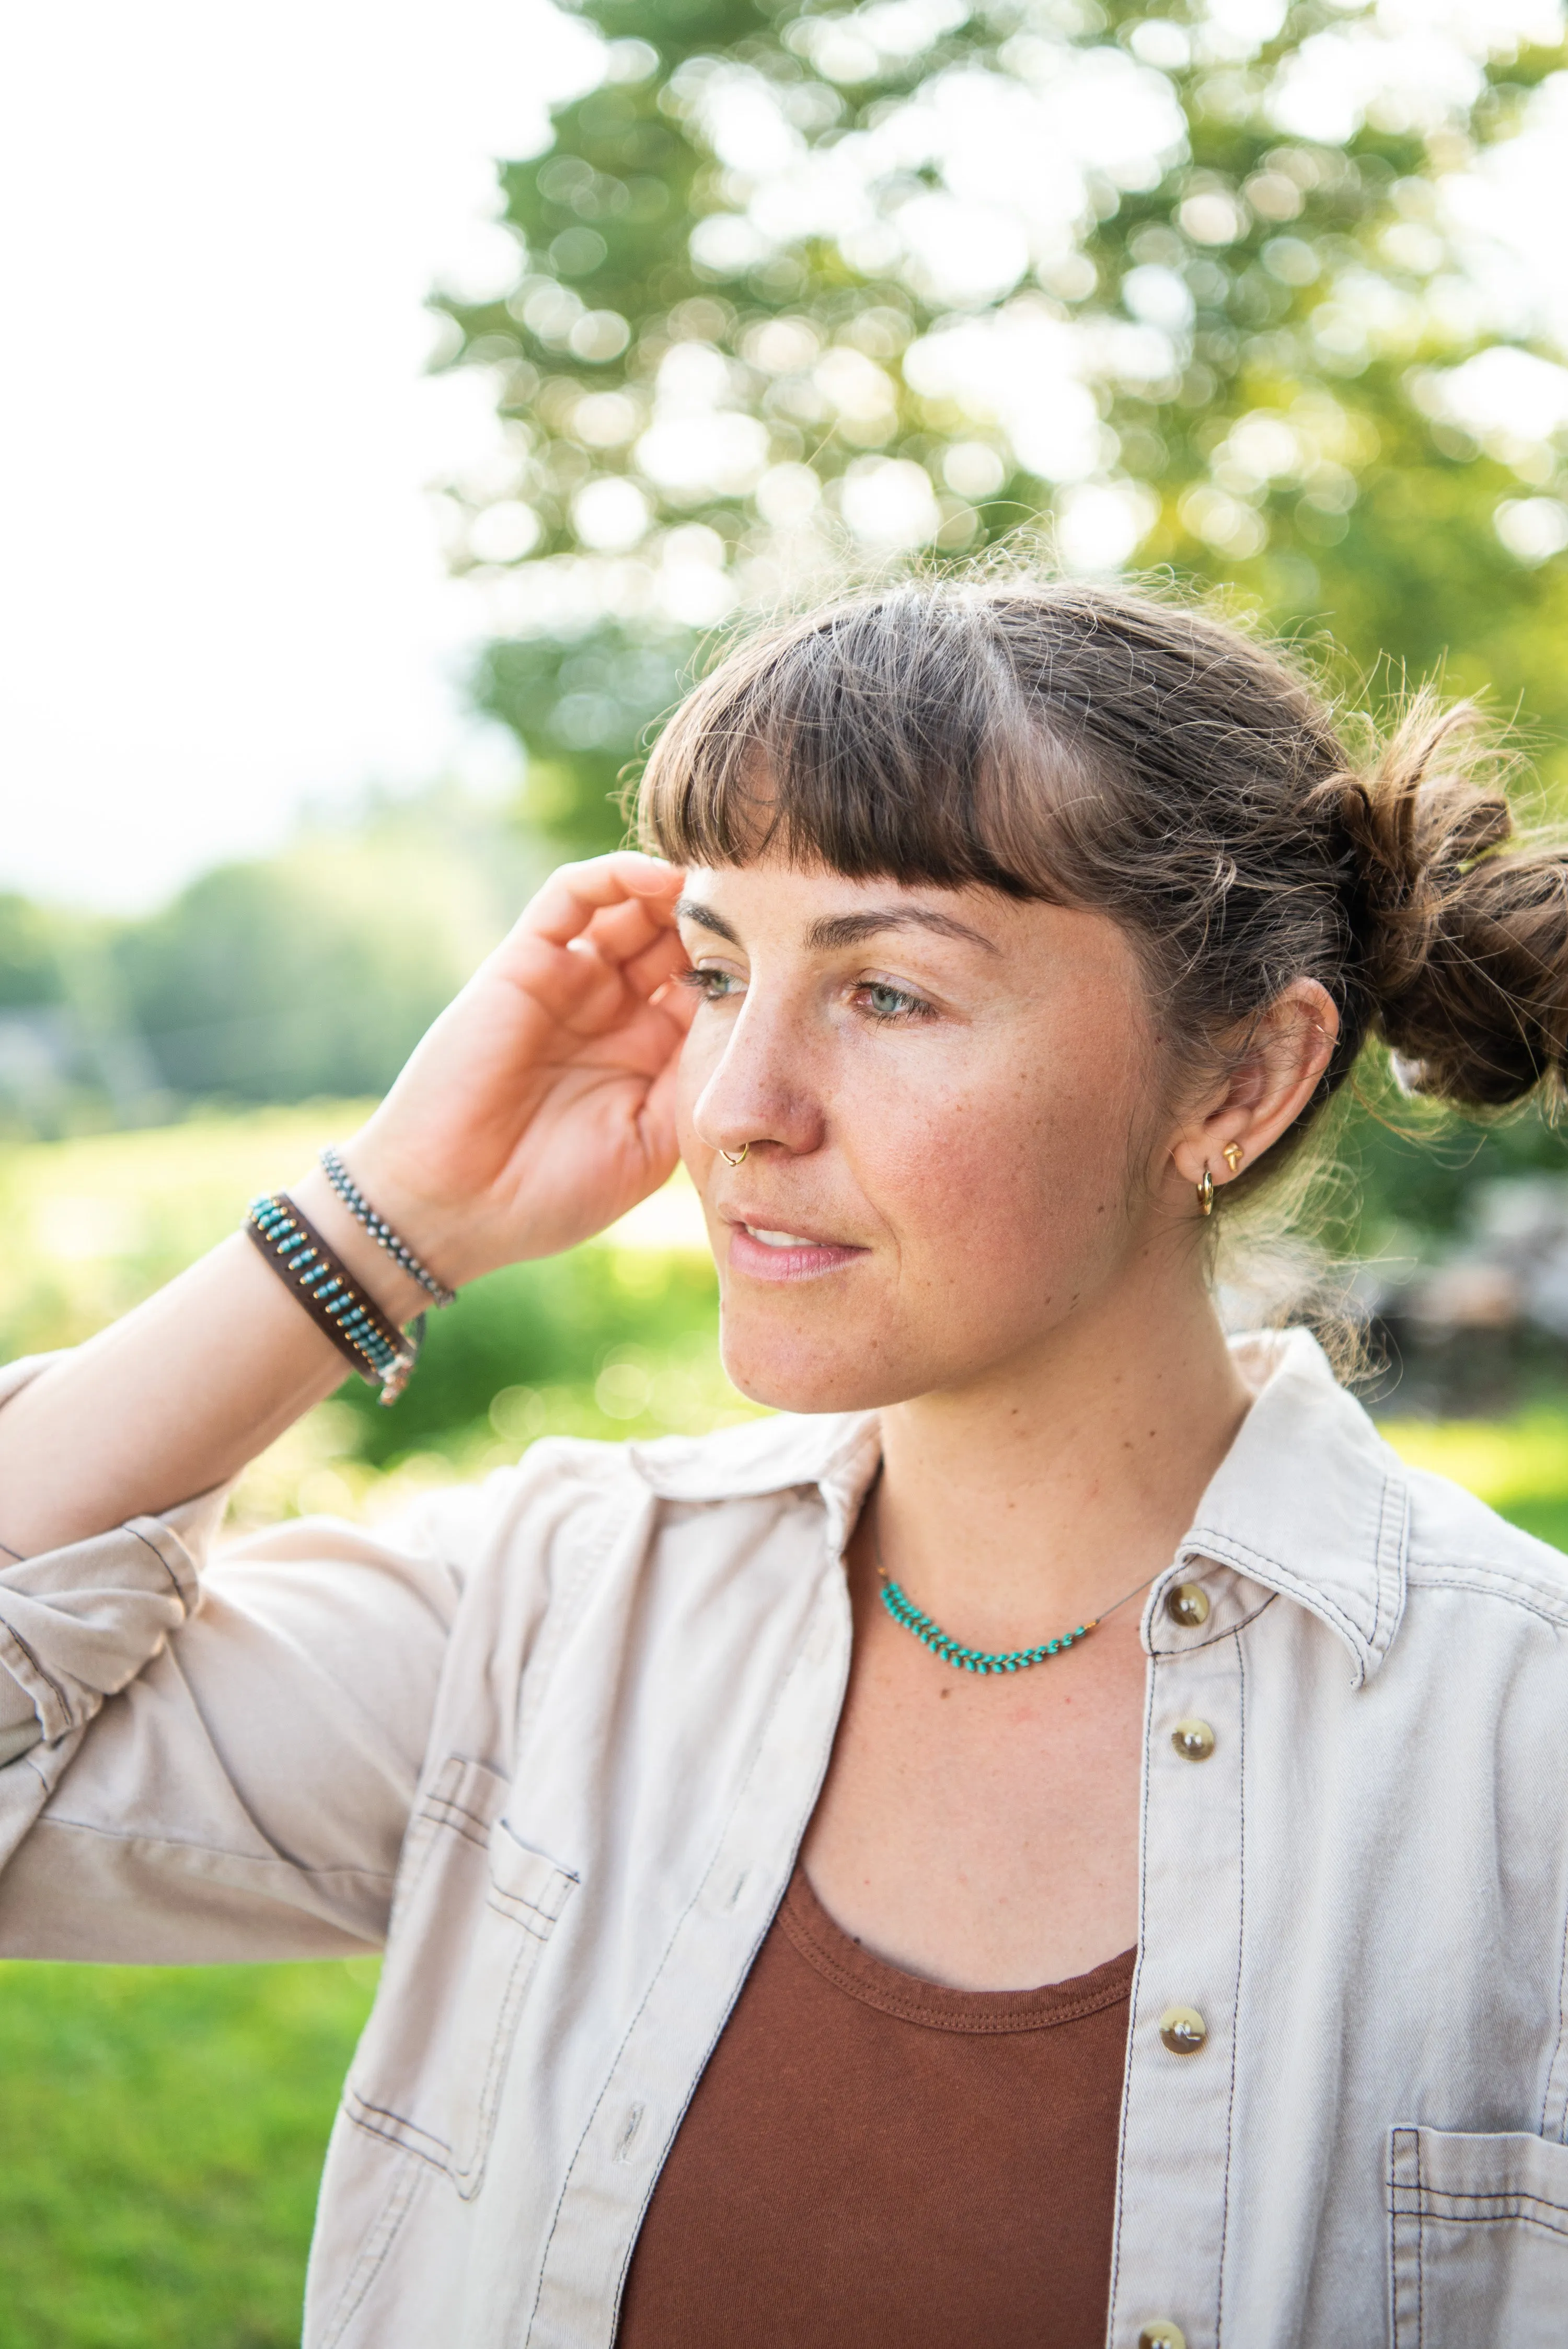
[1399,1456,1568,1632]
[400,1407,873,1576]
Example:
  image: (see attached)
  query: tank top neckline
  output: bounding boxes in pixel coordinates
[779,1864,1137,2036]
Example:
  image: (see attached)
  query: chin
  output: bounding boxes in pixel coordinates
[718,1311,925,1418]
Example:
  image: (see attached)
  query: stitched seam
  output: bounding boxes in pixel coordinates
[1389,2132,1401,2349]
[1187,1529,1374,1653]
[32,1815,396,1885]
[343,2089,453,2164]
[1153,1582,1276,1656]
[1215,1628,1245,2349]
[424,1797,493,1832]
[1546,1890,1568,2140]
[454,1921,553,2194]
[1404,1551,1568,1610]
[1370,1468,1408,1659]
[1393,2200,1568,2236]
[486,1889,561,1933]
[1403,1574,1568,1631]
[524,1525,845,2344]
[1390,2176,1568,2218]
[1417,2128,1425,2349]
[126,1521,189,1607]
[426,1816,487,1856]
[318,2154,422,2348]
[1108,1640,1158,2330]
[1368,1470,1390,1655]
[0,1617,72,1728]
[778,1893,1134,2031]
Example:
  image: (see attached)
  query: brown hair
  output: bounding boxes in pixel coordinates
[637,577,1568,1193]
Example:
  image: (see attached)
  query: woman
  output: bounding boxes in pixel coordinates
[3,579,1567,2349]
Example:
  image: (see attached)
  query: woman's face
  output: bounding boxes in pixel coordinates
[674,857,1178,1413]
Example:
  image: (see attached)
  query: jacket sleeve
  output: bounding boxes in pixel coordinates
[0,1354,468,1963]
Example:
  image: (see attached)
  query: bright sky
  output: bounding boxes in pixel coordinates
[0,0,598,912]
[3,2,1563,913]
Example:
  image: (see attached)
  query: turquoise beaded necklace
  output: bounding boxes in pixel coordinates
[871,1503,1158,1678]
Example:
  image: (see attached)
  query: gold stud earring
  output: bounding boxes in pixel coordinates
[719,1144,748,1167]
[1197,1167,1215,1216]
[1223,1141,1244,1175]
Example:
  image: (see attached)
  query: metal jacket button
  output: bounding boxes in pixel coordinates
[1138,2324,1187,2349]
[1160,2006,1207,2054]
[1166,1581,1209,1628]
[1171,1717,1216,1762]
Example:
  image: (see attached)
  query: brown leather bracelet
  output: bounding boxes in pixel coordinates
[244,1193,420,1403]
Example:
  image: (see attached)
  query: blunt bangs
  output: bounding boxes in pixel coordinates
[636,589,1078,899]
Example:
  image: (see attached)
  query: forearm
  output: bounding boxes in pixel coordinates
[0,1167,432,1556]
[0,852,691,1558]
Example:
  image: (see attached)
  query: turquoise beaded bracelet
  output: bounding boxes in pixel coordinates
[245,1193,421,1405]
[318,1146,456,1309]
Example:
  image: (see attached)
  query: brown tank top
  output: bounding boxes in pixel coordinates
[617,1866,1134,2348]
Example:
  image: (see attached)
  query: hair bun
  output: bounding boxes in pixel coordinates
[1319,696,1568,1108]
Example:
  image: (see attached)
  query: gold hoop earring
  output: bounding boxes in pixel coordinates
[1197,1167,1215,1216]
[1223,1141,1244,1175]
[719,1144,748,1167]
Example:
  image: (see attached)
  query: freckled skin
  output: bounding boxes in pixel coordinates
[673,857,1336,1991]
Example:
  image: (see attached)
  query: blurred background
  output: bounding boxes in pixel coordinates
[5,0,1568,2339]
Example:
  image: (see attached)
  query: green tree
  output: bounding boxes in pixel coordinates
[115,794,536,1104]
[440,0,1568,853]
[0,897,67,1011]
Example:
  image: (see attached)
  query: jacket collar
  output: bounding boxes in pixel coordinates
[629,1326,1408,1687]
[628,1408,882,1553]
[1177,1326,1408,1687]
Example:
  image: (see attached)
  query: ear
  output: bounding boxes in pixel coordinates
[1168,980,1340,1200]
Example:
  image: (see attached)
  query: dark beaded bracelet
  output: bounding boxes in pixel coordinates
[245,1194,422,1406]
[318,1147,457,1309]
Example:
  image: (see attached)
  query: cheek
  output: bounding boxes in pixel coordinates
[867,1031,1146,1286]
[673,1021,722,1159]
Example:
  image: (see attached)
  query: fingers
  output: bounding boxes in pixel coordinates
[481,856,691,1042]
[622,925,691,1001]
[525,854,684,951]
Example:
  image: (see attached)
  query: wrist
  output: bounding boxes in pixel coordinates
[330,1125,514,1290]
[287,1167,437,1330]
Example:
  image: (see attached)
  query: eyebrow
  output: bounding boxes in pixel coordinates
[675,897,999,955]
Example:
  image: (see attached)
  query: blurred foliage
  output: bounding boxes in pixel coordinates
[441,0,1568,854]
[118,812,508,1106]
[0,895,70,1009]
[0,1108,759,1520]
[1309,1051,1568,1256]
[0,792,540,1137]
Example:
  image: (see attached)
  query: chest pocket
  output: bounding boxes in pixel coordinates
[344,1756,578,2200]
[1388,2125,1568,2347]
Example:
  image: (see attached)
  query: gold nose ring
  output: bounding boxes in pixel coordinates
[720,1144,748,1167]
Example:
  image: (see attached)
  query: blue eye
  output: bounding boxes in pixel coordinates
[861,982,930,1022]
[683,966,743,1000]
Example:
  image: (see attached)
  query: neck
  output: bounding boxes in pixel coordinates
[874,1248,1252,1642]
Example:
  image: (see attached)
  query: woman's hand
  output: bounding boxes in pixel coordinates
[0,854,695,1552]
[340,853,694,1286]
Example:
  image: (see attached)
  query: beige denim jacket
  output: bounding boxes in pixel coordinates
[3,1331,1568,2349]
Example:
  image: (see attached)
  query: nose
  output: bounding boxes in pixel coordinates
[690,987,827,1164]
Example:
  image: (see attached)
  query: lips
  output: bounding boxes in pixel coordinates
[724,1218,868,1283]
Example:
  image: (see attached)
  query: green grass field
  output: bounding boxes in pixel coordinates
[5,1110,1568,2343]
[0,1963,377,2349]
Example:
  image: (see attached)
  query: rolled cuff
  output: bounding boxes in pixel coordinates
[0,1353,227,1758]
